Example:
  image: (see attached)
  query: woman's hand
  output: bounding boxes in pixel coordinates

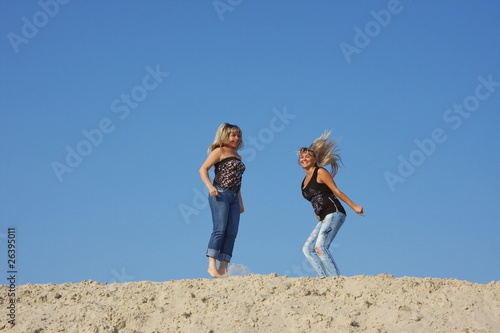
[353,205,364,216]
[209,186,219,197]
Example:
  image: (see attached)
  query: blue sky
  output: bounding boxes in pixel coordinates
[1,1,499,285]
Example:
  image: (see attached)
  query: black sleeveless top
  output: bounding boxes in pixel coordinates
[213,157,245,192]
[301,167,346,220]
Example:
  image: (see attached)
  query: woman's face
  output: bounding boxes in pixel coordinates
[226,131,241,149]
[299,152,316,169]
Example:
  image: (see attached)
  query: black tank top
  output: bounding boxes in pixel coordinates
[301,167,346,220]
[213,157,245,192]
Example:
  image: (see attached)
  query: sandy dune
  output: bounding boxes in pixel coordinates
[1,274,499,332]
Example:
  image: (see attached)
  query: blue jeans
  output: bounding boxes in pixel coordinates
[206,187,240,262]
[303,212,346,277]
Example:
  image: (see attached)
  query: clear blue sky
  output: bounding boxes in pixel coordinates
[1,1,499,285]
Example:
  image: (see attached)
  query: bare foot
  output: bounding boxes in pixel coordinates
[208,267,222,278]
[217,267,228,277]
[218,260,229,277]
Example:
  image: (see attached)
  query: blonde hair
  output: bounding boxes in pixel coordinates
[298,131,341,176]
[208,123,244,152]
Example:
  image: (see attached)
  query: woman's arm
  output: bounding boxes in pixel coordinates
[199,148,223,196]
[317,168,364,216]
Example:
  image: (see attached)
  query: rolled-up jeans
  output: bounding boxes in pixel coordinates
[206,186,240,262]
[303,212,346,277]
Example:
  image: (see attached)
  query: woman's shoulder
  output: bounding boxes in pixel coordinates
[317,167,329,173]
[316,167,333,181]
[206,147,225,162]
[209,147,224,156]
[211,146,223,153]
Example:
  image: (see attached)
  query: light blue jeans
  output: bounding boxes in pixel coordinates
[303,212,346,277]
[206,187,240,262]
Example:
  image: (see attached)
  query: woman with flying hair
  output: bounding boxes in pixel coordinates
[199,123,246,278]
[299,131,364,277]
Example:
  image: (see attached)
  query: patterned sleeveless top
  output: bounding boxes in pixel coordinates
[213,157,245,192]
[302,167,346,220]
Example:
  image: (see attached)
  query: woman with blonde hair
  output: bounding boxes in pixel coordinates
[299,131,364,277]
[199,123,246,278]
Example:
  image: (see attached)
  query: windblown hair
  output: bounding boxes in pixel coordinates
[298,131,342,177]
[208,123,244,152]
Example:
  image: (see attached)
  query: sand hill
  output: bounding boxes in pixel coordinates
[1,274,498,332]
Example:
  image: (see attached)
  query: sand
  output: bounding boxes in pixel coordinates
[1,274,498,333]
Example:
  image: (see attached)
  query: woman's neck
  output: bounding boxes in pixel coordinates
[303,166,316,175]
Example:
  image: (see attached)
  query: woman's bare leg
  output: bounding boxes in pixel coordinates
[218,260,229,276]
[207,257,222,278]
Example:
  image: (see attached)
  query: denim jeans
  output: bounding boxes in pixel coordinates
[206,186,240,262]
[303,212,346,277]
